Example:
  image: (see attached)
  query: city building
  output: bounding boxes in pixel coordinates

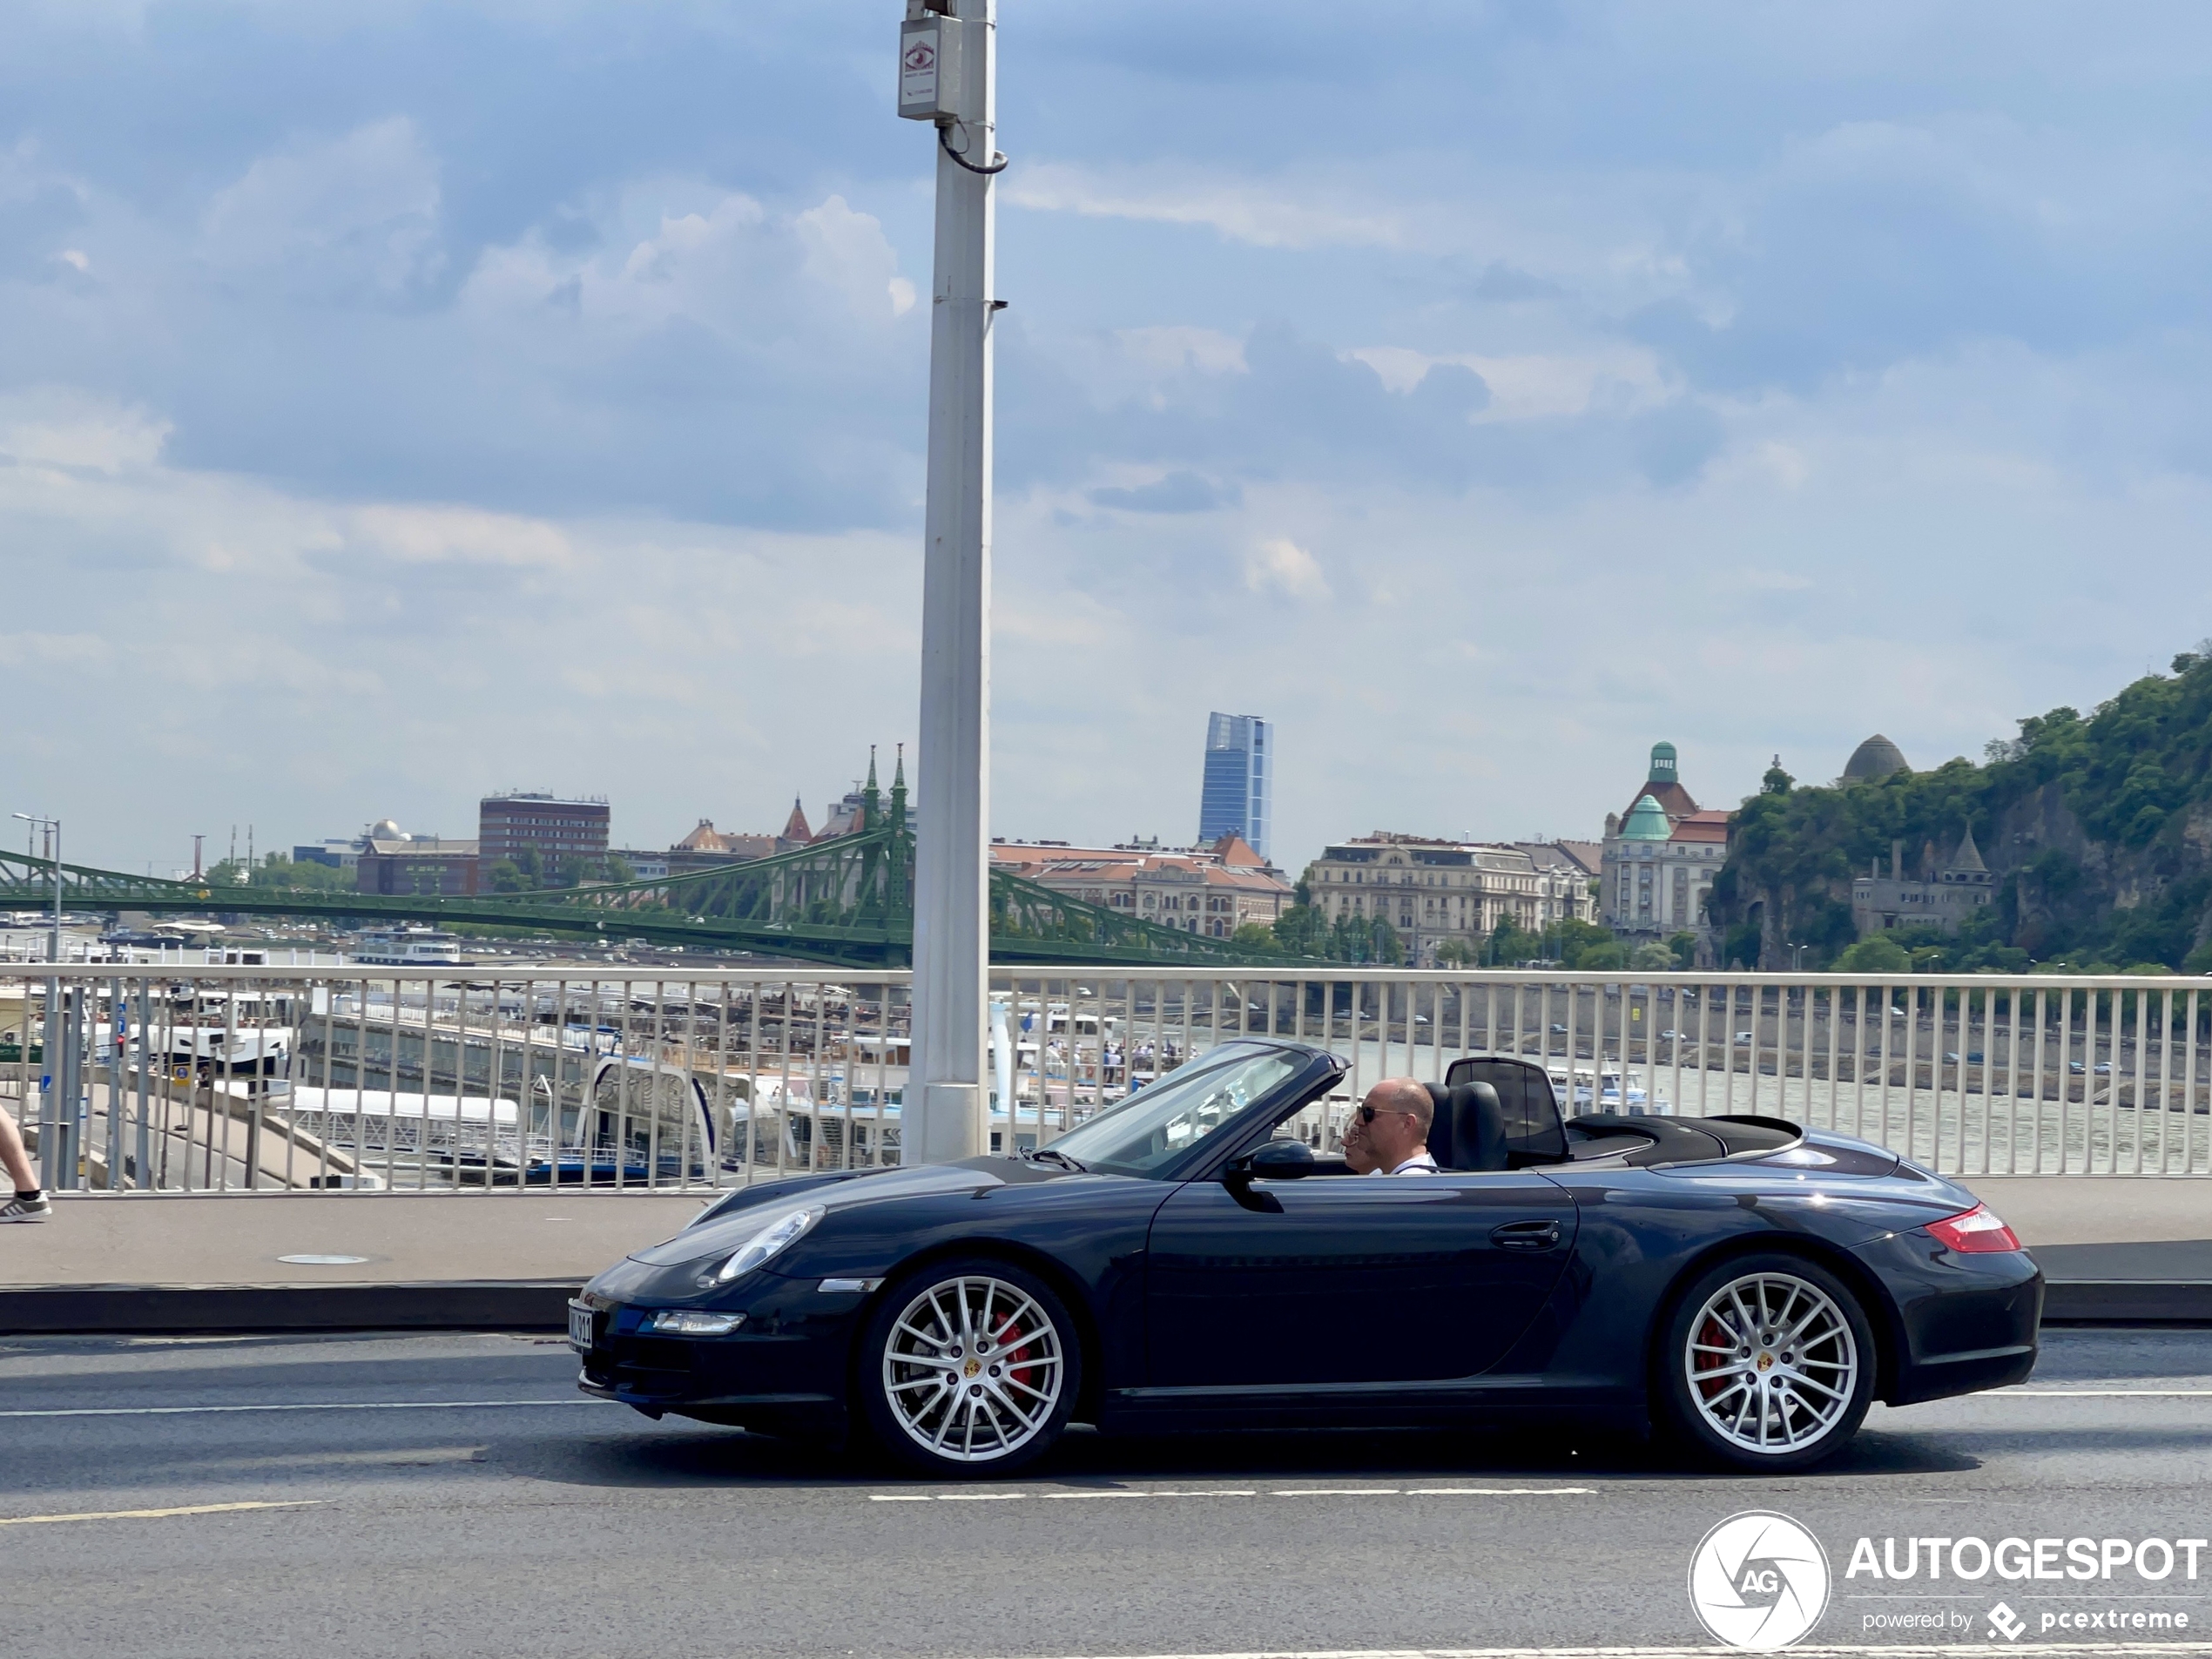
[354,834,480,897]
[1851,831,1993,936]
[1197,712,1271,862]
[665,820,778,873]
[477,793,610,870]
[778,799,814,853]
[292,837,363,873]
[1599,742,1730,941]
[1304,833,1598,963]
[991,833,1293,937]
[1841,733,1912,785]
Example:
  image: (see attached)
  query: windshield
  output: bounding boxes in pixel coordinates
[1044,1044,1310,1178]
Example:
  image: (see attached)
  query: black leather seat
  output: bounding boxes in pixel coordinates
[1421,1082,1509,1171]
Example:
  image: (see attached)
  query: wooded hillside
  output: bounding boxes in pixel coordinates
[1710,645,2212,972]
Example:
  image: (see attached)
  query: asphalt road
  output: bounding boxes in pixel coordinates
[9,1327,2212,1659]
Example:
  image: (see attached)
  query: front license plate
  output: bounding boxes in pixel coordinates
[567,1300,596,1352]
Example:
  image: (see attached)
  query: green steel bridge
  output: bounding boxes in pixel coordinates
[0,778,1299,970]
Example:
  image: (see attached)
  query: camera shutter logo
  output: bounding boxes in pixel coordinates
[1688,1511,1831,1650]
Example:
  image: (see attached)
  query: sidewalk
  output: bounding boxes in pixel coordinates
[0,1177,2205,1334]
[0,1192,709,1333]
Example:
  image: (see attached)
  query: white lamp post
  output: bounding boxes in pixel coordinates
[899,0,1004,1163]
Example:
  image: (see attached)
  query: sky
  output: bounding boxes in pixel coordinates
[7,1,2212,877]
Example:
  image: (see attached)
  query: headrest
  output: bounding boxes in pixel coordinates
[1444,1056,1568,1165]
[1422,1081,1508,1171]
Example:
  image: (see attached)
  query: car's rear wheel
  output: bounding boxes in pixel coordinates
[1655,1252,1875,1471]
[859,1258,1080,1476]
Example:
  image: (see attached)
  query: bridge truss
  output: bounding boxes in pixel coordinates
[0,826,1300,969]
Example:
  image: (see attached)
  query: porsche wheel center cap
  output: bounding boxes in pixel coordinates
[1756,1352,1774,1372]
[963,1358,981,1379]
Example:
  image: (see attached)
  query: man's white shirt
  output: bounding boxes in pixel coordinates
[1367,1150,1440,1176]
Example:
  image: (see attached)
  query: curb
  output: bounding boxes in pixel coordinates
[2040,1280,2212,1325]
[3,1279,2208,1338]
[0,1281,578,1336]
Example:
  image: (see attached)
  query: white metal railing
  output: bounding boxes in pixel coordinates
[4,964,2209,1194]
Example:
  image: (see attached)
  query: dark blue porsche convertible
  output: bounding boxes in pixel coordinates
[570,1037,2040,1475]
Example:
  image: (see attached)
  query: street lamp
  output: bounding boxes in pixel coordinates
[900,0,1005,1163]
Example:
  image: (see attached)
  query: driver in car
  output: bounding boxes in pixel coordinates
[1355,1078,1439,1175]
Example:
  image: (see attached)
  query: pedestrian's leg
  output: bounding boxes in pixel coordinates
[0,1103,51,1218]
[0,1102,36,1192]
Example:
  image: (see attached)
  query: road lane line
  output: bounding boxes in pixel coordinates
[0,1399,603,1419]
[1271,1487,1401,1497]
[1049,1490,1259,1500]
[982,1647,2212,1658]
[0,1501,323,1527]
[1993,1388,2212,1397]
[1402,1487,1597,1496]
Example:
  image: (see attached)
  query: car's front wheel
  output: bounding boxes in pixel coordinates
[1655,1252,1875,1471]
[858,1258,1080,1476]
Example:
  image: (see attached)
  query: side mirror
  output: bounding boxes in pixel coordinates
[1231,1138,1316,1182]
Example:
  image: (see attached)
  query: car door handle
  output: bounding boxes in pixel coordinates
[1492,1219,1561,1251]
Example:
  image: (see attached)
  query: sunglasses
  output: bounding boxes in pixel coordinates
[1357,1103,1416,1123]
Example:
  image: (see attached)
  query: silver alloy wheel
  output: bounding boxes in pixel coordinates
[880,1275,1065,1463]
[1683,1271,1858,1454]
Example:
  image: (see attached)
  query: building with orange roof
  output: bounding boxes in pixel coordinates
[1601,742,1730,943]
[989,833,1293,938]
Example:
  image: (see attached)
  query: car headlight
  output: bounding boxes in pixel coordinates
[642,1309,746,1336]
[707,1204,826,1285]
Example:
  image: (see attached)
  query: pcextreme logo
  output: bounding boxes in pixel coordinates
[1689,1511,1832,1651]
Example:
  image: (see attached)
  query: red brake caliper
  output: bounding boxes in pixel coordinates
[1693,1313,1730,1400]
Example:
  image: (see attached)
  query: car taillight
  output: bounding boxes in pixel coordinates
[1926,1204,2021,1253]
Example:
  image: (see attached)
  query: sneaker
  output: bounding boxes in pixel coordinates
[0,1191,52,1223]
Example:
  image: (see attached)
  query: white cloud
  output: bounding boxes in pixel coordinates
[1115,325,1248,377]
[1005,161,1412,251]
[461,185,917,339]
[0,388,170,473]
[200,117,442,296]
[1345,344,1674,421]
[1243,536,1331,602]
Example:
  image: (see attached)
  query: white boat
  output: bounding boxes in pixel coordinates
[352,929,467,967]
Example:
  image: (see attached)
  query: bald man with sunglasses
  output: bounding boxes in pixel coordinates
[1352,1077,1439,1175]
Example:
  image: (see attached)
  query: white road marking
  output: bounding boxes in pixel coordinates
[0,1399,602,1419]
[1050,1489,1260,1500]
[983,1647,2212,1659]
[0,1501,323,1527]
[873,1486,1595,1503]
[1993,1388,2212,1397]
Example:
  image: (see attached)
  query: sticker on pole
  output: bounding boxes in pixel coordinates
[899,19,941,118]
[1688,1510,1831,1650]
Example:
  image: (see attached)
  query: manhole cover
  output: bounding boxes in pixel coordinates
[276,1253,373,1265]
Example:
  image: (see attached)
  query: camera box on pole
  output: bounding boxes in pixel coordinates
[899,11,970,122]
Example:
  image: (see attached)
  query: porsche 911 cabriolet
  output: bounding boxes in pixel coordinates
[570,1037,2040,1474]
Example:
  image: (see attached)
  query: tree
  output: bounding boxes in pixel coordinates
[1831,934,1911,974]
[1271,904,1328,956]
[1434,938,1479,967]
[1575,939,1629,971]
[1629,941,1677,970]
[205,853,352,893]
[1367,917,1403,965]
[1229,922,1279,955]
[1665,930,1698,968]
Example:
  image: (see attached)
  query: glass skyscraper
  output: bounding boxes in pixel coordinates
[1198,711,1271,860]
